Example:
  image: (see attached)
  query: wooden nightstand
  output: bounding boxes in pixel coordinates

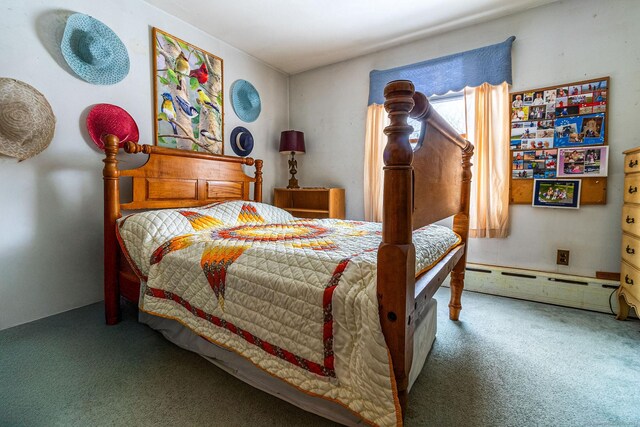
[273,188,345,219]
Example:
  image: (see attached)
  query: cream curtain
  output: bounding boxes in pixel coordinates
[363,104,389,222]
[464,82,511,238]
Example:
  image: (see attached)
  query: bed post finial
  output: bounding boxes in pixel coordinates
[378,80,416,416]
[254,159,263,203]
[103,134,122,325]
[123,141,151,154]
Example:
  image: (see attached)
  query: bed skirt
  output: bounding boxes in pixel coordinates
[139,298,438,425]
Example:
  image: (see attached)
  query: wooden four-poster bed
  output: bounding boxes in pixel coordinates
[103,79,473,425]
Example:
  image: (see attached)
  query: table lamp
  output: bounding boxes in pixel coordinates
[279,130,306,189]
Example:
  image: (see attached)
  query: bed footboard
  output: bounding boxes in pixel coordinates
[378,80,473,415]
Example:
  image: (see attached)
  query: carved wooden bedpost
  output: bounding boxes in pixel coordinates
[103,134,122,325]
[254,159,263,202]
[378,80,416,415]
[449,144,473,320]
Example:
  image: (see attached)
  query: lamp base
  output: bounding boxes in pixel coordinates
[287,177,299,189]
[287,152,300,189]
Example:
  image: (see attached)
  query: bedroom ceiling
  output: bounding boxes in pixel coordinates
[144,0,558,75]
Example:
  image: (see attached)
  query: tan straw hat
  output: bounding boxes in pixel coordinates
[0,78,56,160]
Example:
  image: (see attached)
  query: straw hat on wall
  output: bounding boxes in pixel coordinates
[0,78,56,161]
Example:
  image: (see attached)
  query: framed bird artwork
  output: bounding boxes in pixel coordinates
[152,28,224,154]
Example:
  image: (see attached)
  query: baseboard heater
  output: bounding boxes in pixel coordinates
[443,263,627,315]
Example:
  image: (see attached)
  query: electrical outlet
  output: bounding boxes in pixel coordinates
[557,249,570,266]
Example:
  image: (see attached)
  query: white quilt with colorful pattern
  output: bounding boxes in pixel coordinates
[116,201,460,426]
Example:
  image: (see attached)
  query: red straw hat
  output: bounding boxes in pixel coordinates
[86,104,138,150]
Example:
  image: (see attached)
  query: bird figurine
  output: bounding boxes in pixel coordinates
[200,129,221,143]
[175,95,199,119]
[189,63,209,84]
[196,89,221,114]
[161,92,178,134]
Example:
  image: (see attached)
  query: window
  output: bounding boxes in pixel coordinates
[409,91,465,148]
[430,93,465,134]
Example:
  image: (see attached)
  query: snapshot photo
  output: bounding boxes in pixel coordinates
[537,120,554,129]
[512,94,524,108]
[556,105,580,116]
[531,91,546,106]
[523,92,534,105]
[568,93,593,106]
[582,80,607,92]
[512,169,533,179]
[511,106,529,122]
[568,85,582,96]
[544,90,557,104]
[522,138,554,149]
[529,105,546,120]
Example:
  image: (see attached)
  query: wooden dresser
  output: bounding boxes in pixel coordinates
[618,147,640,319]
[273,187,345,219]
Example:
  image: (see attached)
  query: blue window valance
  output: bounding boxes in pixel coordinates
[368,36,515,105]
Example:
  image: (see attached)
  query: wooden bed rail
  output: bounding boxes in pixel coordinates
[377,80,473,415]
[102,135,263,324]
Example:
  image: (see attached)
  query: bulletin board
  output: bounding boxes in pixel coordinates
[509,77,609,205]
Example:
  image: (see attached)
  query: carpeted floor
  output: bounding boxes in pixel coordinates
[1,288,639,426]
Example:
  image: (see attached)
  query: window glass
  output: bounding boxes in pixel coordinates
[409,92,465,149]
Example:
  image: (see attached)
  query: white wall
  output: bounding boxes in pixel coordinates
[0,0,289,330]
[290,0,640,277]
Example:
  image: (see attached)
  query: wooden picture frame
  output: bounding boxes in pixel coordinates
[152,28,224,154]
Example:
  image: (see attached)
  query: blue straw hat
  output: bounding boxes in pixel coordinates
[61,13,130,85]
[230,126,254,157]
[230,80,261,122]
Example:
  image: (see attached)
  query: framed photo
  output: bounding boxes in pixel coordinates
[557,146,608,177]
[152,28,224,154]
[532,179,581,209]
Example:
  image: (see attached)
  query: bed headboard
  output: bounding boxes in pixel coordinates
[102,134,263,325]
[103,135,263,213]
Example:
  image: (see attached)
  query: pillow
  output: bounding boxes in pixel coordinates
[200,200,294,224]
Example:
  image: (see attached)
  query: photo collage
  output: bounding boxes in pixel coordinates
[557,146,608,178]
[510,78,608,181]
[512,149,557,179]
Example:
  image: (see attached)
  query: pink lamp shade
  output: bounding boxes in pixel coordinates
[279,130,305,154]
